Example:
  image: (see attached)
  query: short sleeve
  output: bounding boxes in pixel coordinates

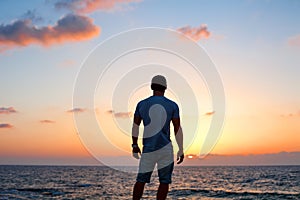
[172,103,180,118]
[134,102,141,118]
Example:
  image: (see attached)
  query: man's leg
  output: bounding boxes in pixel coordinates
[157,148,174,200]
[134,151,156,199]
[133,182,146,200]
[157,183,169,200]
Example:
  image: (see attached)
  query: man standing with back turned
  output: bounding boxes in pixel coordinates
[132,75,184,200]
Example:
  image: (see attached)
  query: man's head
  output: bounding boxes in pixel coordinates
[151,75,167,92]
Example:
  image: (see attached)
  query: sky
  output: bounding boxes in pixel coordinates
[0,0,299,165]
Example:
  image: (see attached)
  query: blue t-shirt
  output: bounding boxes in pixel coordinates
[134,96,180,153]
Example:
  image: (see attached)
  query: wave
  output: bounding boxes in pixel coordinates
[1,186,299,199]
[170,188,300,199]
[16,188,66,196]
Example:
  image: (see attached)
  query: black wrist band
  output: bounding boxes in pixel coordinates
[132,144,138,148]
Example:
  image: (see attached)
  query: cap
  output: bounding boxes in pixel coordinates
[151,75,167,88]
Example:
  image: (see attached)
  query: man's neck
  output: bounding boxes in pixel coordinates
[153,91,164,96]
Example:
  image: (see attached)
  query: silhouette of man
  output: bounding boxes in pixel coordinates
[132,75,184,200]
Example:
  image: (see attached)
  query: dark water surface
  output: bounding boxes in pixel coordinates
[0,165,299,199]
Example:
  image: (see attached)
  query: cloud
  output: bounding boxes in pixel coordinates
[0,123,13,129]
[40,120,55,124]
[107,110,132,118]
[55,0,141,14]
[177,24,211,41]
[205,111,215,116]
[280,110,300,118]
[0,14,100,52]
[0,107,17,114]
[288,34,300,47]
[67,108,86,113]
[184,151,300,166]
[107,110,114,114]
[21,9,43,22]
[59,59,76,68]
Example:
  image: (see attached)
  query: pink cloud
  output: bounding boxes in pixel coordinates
[21,9,43,23]
[0,14,100,52]
[0,107,17,114]
[107,110,132,118]
[55,0,141,14]
[288,34,300,47]
[67,108,86,113]
[177,24,211,41]
[0,123,13,129]
[40,120,56,124]
[280,110,300,118]
[205,111,215,116]
[59,59,76,68]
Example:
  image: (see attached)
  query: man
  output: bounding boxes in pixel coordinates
[132,75,184,200]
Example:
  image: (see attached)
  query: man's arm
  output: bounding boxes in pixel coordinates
[171,118,184,164]
[132,116,142,159]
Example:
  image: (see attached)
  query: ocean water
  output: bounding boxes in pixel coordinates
[0,165,299,199]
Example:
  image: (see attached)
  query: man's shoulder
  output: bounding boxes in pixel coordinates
[137,96,151,105]
[137,96,178,107]
[163,97,178,107]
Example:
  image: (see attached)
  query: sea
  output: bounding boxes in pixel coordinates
[0,165,299,199]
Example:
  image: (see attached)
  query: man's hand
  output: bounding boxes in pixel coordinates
[132,146,141,159]
[177,150,184,164]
